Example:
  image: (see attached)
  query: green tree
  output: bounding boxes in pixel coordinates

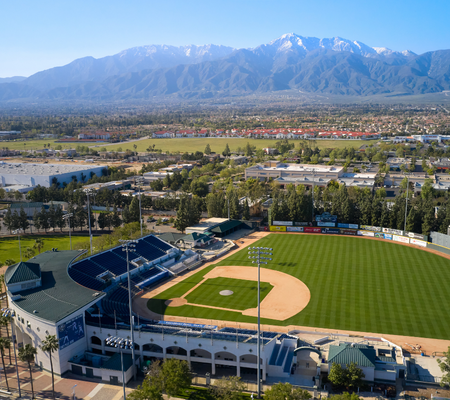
[111,205,122,228]
[264,382,312,400]
[210,375,245,400]
[19,206,29,232]
[345,362,365,390]
[329,362,346,388]
[242,198,250,220]
[4,259,15,266]
[161,358,191,397]
[204,143,212,155]
[129,197,141,223]
[174,195,191,233]
[0,337,10,392]
[19,344,38,399]
[245,142,253,156]
[222,143,231,157]
[41,335,59,399]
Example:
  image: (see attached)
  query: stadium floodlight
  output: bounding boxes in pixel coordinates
[12,229,23,262]
[247,247,275,398]
[62,213,74,250]
[119,239,138,381]
[83,188,96,255]
[2,308,21,397]
[105,335,133,399]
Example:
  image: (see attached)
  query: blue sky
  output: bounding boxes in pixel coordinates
[2,0,449,77]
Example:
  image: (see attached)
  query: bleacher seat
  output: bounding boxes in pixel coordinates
[68,269,104,291]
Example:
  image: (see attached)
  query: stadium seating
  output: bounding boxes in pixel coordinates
[276,346,288,366]
[72,259,107,277]
[283,347,295,373]
[269,343,281,365]
[144,235,172,251]
[68,269,104,291]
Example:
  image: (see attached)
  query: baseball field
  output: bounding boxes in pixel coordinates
[143,234,450,341]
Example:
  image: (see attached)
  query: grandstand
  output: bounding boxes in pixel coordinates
[68,234,176,290]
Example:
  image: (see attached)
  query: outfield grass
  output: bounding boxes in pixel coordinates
[185,277,273,311]
[0,235,90,265]
[148,234,450,340]
[95,138,377,153]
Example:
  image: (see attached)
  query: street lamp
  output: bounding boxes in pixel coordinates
[12,229,23,262]
[83,188,96,255]
[105,336,134,400]
[63,213,74,250]
[136,177,144,237]
[2,308,21,398]
[248,246,273,399]
[119,239,137,381]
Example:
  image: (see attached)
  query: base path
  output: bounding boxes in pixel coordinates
[200,265,310,320]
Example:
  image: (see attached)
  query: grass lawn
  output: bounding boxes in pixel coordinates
[95,138,377,153]
[0,235,90,265]
[148,234,450,340]
[185,277,273,311]
[0,139,105,151]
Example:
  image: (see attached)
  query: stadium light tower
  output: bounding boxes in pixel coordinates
[105,336,133,399]
[12,229,23,261]
[83,188,96,255]
[248,246,273,399]
[120,239,137,381]
[62,213,73,250]
[136,176,144,237]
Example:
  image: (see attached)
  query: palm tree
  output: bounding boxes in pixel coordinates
[33,238,44,254]
[19,344,38,399]
[0,338,10,392]
[0,316,12,364]
[24,247,35,260]
[41,335,59,399]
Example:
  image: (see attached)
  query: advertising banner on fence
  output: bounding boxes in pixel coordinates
[304,227,322,233]
[294,222,309,226]
[360,225,382,232]
[340,229,357,235]
[270,225,287,232]
[287,226,303,232]
[393,235,410,244]
[384,234,393,240]
[317,222,336,227]
[358,230,375,237]
[338,223,359,229]
[272,221,293,226]
[315,212,337,222]
[406,232,426,240]
[322,228,340,234]
[375,232,384,238]
[383,228,404,236]
[410,238,427,247]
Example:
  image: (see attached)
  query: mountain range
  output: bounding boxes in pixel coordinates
[1,33,450,102]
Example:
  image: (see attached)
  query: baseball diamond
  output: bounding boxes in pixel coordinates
[142,233,450,340]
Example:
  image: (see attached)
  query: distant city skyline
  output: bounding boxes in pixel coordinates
[2,0,450,77]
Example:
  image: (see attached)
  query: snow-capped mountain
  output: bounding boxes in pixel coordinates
[255,33,415,59]
[1,33,445,102]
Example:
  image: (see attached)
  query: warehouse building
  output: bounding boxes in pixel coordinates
[0,162,107,188]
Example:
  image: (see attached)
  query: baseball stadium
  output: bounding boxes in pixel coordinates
[5,228,450,389]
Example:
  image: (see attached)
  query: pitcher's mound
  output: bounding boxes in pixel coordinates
[165,298,187,307]
[220,290,234,296]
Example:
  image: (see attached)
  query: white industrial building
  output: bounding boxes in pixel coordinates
[0,162,107,188]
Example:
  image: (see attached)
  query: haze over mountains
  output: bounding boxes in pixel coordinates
[1,33,450,102]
